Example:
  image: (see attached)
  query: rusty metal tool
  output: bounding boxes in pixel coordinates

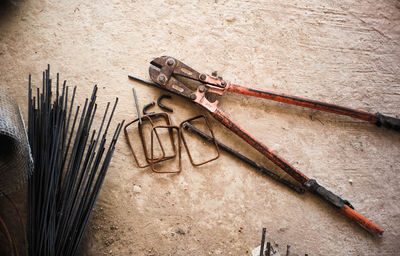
[182,121,304,194]
[147,56,389,235]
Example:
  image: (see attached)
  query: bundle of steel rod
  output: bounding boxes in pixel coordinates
[27,66,124,256]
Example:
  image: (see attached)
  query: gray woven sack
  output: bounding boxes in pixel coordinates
[0,85,33,195]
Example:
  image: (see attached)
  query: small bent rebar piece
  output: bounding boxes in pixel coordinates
[157,94,173,113]
[143,102,155,115]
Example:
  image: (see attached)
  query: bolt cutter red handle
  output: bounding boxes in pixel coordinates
[149,56,399,130]
[226,83,378,123]
[147,56,388,235]
[212,108,383,235]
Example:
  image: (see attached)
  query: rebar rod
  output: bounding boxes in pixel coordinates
[27,66,123,256]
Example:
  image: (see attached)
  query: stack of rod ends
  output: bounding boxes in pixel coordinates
[259,228,271,256]
[259,228,306,256]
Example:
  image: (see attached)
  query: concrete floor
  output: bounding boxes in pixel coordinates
[0,0,399,255]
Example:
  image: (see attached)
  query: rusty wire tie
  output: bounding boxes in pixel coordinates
[179,115,220,166]
[124,113,220,173]
[150,125,182,173]
[138,113,177,163]
[124,113,176,168]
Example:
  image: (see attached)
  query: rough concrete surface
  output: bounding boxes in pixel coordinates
[0,0,399,255]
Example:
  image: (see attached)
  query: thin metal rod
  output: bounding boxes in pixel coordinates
[128,75,159,88]
[132,87,142,124]
[182,122,304,194]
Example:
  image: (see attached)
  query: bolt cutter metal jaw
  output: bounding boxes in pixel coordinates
[149,56,228,113]
[149,56,194,99]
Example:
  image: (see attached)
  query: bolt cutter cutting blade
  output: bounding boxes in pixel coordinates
[149,56,228,99]
[150,56,203,80]
[149,56,195,99]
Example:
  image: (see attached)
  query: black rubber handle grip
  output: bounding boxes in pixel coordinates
[376,113,400,131]
[304,179,353,209]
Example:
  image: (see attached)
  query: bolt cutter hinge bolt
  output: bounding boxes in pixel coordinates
[167,58,175,66]
[158,74,167,84]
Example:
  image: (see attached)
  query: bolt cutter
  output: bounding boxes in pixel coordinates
[147,56,399,235]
